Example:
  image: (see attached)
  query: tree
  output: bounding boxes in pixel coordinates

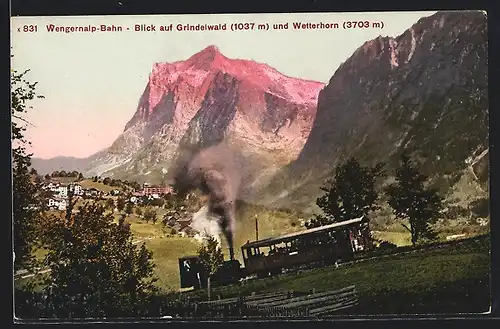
[385,153,444,245]
[165,193,184,212]
[105,198,115,210]
[197,235,224,299]
[125,202,134,215]
[34,201,159,318]
[34,175,43,185]
[116,197,126,212]
[151,198,165,208]
[143,209,157,224]
[12,65,44,270]
[29,168,37,176]
[306,157,385,228]
[469,197,489,219]
[135,207,143,217]
[131,181,141,191]
[103,177,111,185]
[44,174,51,181]
[77,172,84,180]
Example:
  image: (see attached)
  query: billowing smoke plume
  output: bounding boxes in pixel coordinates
[191,205,222,245]
[171,142,241,260]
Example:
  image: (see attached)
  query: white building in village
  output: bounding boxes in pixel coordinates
[71,184,83,196]
[53,183,83,198]
[57,185,68,197]
[43,182,59,191]
[47,198,67,211]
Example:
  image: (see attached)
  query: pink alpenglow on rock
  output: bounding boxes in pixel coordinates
[146,45,323,112]
[123,45,325,167]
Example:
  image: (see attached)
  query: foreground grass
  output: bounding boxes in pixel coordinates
[174,236,491,314]
[144,237,201,292]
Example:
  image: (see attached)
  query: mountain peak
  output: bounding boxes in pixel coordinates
[200,45,220,55]
[147,46,325,111]
[185,45,225,70]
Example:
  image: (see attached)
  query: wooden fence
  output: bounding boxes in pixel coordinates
[177,286,358,318]
[245,285,358,317]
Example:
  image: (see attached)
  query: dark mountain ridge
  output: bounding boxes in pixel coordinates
[257,11,488,210]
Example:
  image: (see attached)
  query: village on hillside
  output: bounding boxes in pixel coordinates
[35,172,201,239]
[41,180,172,210]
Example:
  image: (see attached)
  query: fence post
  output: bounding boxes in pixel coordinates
[207,277,211,301]
[238,295,243,317]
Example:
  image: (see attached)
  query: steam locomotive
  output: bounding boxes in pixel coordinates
[179,216,372,289]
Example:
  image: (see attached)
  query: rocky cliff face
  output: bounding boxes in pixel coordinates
[261,11,488,209]
[84,45,325,189]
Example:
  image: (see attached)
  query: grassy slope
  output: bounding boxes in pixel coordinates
[144,237,201,292]
[121,214,200,292]
[49,177,78,184]
[176,236,491,314]
[78,179,121,193]
[45,177,123,193]
[371,231,412,246]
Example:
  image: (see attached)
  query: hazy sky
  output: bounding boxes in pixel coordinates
[11,11,436,159]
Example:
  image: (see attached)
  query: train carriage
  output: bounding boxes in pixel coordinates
[240,216,371,277]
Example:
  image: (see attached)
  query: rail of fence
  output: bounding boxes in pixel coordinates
[245,290,293,302]
[244,294,293,307]
[243,291,294,306]
[308,296,359,316]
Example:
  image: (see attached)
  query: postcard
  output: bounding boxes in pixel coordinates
[11,10,490,321]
